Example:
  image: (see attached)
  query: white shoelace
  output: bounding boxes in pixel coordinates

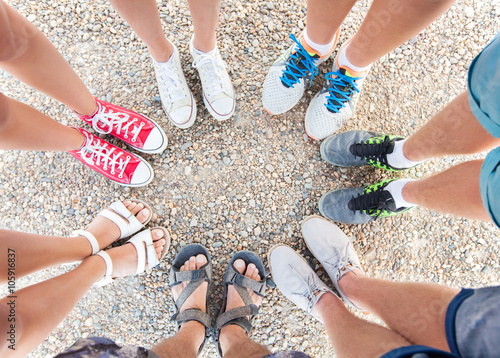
[192,53,228,97]
[290,265,329,313]
[91,102,144,143]
[78,132,131,178]
[321,245,358,282]
[154,59,189,103]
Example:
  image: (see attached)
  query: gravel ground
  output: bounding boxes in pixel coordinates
[1,0,499,357]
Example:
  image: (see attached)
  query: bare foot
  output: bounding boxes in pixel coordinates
[226,259,263,313]
[171,254,208,314]
[219,259,267,356]
[100,228,166,278]
[76,200,150,258]
[170,254,208,351]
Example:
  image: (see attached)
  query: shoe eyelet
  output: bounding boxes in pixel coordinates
[124,135,128,139]
[126,156,131,159]
[111,171,115,175]
[132,139,136,142]
[118,174,123,178]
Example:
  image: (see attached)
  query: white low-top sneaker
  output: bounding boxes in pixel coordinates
[152,43,197,129]
[189,38,235,121]
[302,215,365,310]
[268,244,335,323]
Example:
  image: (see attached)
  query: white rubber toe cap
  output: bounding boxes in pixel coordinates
[142,127,168,153]
[130,161,154,187]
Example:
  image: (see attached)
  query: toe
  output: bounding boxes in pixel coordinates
[252,268,261,282]
[129,202,144,215]
[138,207,150,223]
[233,259,246,274]
[246,263,261,281]
[126,201,138,212]
[189,256,197,271]
[195,254,207,269]
[184,259,191,270]
[152,229,164,241]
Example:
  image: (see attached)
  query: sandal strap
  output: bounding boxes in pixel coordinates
[94,251,113,286]
[99,201,144,239]
[169,267,209,285]
[72,229,99,255]
[215,304,258,333]
[226,265,267,296]
[172,308,212,328]
[126,229,160,274]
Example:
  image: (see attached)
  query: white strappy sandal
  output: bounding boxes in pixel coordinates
[66,199,153,264]
[94,227,170,287]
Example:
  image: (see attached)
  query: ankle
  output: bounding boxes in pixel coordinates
[67,127,87,151]
[219,324,247,355]
[192,34,216,54]
[74,235,95,259]
[179,321,206,351]
[342,43,372,71]
[312,291,344,318]
[79,255,107,283]
[338,270,363,298]
[149,40,174,63]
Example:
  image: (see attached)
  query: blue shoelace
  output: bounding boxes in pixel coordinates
[324,70,361,113]
[280,34,319,88]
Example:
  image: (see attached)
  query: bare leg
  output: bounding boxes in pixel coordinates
[186,0,221,52]
[108,0,173,62]
[313,292,411,358]
[347,0,455,67]
[151,255,207,358]
[403,160,490,221]
[0,230,167,357]
[219,260,271,358]
[404,92,500,161]
[0,94,84,151]
[338,271,459,351]
[306,0,357,44]
[0,1,96,115]
[0,201,150,282]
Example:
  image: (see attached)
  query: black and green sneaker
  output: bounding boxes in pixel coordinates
[320,130,411,171]
[319,179,413,224]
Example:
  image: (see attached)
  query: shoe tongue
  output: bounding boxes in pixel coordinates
[338,65,367,78]
[287,50,319,76]
[281,44,320,88]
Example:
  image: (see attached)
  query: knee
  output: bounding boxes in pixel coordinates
[0,7,30,63]
[0,31,29,62]
[0,94,12,132]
